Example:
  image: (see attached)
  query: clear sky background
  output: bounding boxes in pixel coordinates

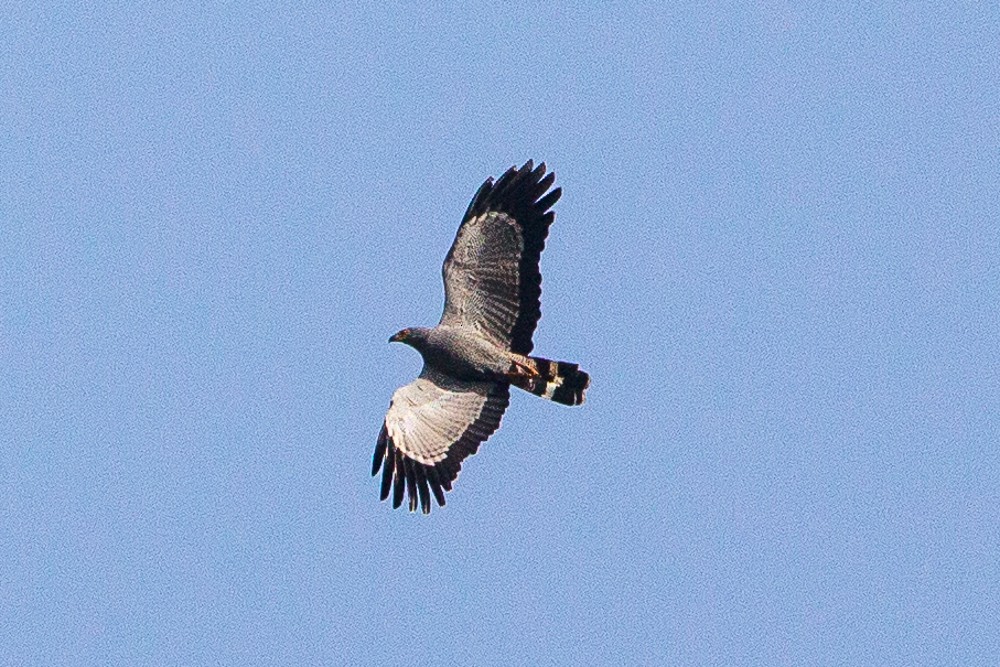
[3,4,998,666]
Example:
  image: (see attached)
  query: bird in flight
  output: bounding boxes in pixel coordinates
[373,161,590,514]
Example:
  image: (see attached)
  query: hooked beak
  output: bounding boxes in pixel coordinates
[389,329,407,343]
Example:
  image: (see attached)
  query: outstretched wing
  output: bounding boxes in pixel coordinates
[372,366,510,513]
[439,161,561,355]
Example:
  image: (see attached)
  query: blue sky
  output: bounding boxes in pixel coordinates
[3,3,998,665]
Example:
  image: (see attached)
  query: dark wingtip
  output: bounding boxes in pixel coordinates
[372,426,388,477]
[464,159,559,226]
[374,428,453,514]
[537,187,561,213]
[392,452,406,508]
[404,457,418,512]
[426,466,447,508]
[380,451,393,500]
[416,468,431,514]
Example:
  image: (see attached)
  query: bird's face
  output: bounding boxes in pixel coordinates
[389,328,412,344]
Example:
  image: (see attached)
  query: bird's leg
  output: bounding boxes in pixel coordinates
[505,356,540,381]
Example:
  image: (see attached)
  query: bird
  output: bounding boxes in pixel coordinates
[373,160,590,514]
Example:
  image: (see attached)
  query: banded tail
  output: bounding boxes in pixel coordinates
[511,356,590,406]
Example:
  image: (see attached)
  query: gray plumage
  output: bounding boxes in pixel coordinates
[373,161,590,513]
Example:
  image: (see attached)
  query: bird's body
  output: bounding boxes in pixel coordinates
[393,326,512,381]
[374,161,589,513]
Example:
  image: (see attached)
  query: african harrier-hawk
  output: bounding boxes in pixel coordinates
[373,161,589,513]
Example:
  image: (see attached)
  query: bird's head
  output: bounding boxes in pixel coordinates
[389,327,431,351]
[389,328,413,344]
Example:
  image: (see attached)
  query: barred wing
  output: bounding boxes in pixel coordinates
[372,366,510,513]
[439,161,561,354]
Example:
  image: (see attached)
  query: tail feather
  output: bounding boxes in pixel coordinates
[513,356,590,406]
